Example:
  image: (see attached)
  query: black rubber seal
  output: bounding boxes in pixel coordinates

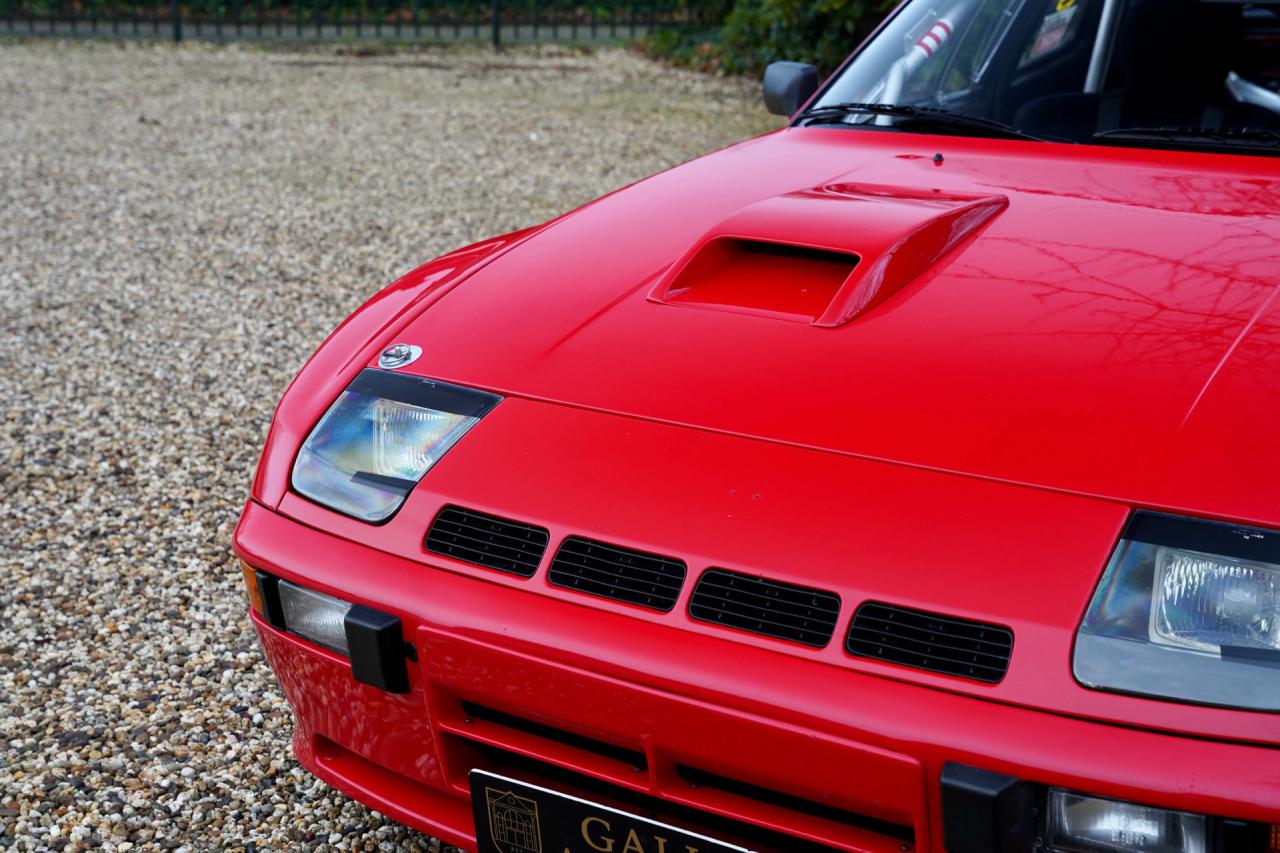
[1123,511,1280,566]
[347,369,501,418]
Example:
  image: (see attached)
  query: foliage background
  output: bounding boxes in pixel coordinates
[7,0,894,77]
[645,0,898,75]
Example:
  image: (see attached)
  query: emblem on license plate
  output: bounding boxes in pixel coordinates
[486,786,544,853]
[471,770,753,853]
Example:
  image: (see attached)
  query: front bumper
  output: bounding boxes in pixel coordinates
[236,499,1280,853]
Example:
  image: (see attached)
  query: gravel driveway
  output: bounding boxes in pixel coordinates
[0,40,777,851]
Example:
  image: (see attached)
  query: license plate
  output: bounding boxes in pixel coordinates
[470,770,754,853]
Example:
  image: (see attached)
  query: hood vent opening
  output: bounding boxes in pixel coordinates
[648,183,1008,327]
[660,238,861,324]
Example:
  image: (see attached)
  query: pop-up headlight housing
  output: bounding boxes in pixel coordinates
[292,369,501,523]
[1075,511,1280,712]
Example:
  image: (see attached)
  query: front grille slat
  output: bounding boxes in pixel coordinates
[553,565,686,600]
[559,537,680,564]
[554,551,686,588]
[694,574,839,606]
[689,591,838,634]
[850,629,1012,660]
[689,569,840,648]
[425,506,548,577]
[431,519,545,549]
[549,537,686,612]
[846,601,1013,683]
[553,563,685,597]
[426,526,540,558]
[847,622,1012,661]
[692,582,843,619]
[846,634,1009,675]
[852,609,1013,644]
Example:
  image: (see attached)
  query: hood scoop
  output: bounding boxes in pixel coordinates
[648,183,1008,327]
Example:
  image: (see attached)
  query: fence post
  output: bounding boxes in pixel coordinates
[170,0,181,41]
[490,0,499,48]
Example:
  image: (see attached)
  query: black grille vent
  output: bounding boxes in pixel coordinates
[425,506,548,577]
[676,766,914,844]
[549,537,686,612]
[460,702,648,770]
[689,569,841,648]
[846,601,1013,683]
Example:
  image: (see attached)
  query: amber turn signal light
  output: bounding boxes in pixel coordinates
[240,559,265,616]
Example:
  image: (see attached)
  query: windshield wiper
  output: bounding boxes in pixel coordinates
[798,101,1051,142]
[1095,126,1280,154]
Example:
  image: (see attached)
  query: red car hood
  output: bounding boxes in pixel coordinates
[403,128,1280,527]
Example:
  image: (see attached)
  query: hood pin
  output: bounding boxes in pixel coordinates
[378,343,422,370]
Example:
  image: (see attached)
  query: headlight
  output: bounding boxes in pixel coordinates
[291,368,501,523]
[1074,511,1280,712]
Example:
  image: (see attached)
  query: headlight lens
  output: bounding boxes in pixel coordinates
[1151,548,1279,653]
[278,579,353,654]
[1074,511,1280,712]
[291,369,501,523]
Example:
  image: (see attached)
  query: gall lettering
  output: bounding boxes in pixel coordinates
[578,816,700,853]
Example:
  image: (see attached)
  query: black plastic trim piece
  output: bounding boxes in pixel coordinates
[1123,511,1280,566]
[255,570,287,630]
[940,763,1034,853]
[347,368,501,418]
[350,471,416,494]
[1221,645,1280,667]
[1213,817,1275,852]
[344,605,409,694]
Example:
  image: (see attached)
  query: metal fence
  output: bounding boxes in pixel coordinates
[0,0,701,42]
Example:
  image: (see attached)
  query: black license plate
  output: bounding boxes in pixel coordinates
[470,770,753,853]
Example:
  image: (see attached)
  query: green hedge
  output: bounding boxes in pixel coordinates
[645,0,897,76]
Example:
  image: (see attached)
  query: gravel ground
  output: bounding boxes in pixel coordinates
[0,40,778,851]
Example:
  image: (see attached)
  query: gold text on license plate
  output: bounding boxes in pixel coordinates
[485,784,709,853]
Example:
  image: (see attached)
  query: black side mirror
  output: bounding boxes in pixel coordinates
[763,61,820,117]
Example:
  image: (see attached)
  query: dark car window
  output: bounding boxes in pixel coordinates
[807,0,1280,154]
[1019,0,1093,68]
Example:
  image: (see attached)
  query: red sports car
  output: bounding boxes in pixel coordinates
[234,1,1280,851]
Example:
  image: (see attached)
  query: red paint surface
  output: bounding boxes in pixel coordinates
[402,132,1280,527]
[238,125,1280,850]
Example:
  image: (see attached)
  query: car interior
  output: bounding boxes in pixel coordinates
[1009,0,1280,142]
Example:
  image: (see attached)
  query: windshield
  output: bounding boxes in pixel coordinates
[809,0,1280,154]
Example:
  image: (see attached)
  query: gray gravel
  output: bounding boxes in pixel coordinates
[0,40,778,851]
